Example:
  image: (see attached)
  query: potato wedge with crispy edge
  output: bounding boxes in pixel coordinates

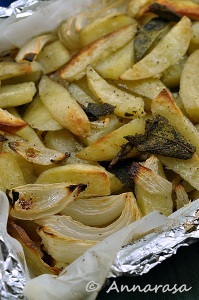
[79,13,136,47]
[23,93,63,131]
[60,24,138,81]
[120,16,192,80]
[0,108,27,133]
[95,39,135,80]
[161,55,187,89]
[179,49,199,122]
[116,78,166,100]
[0,82,36,108]
[77,117,145,161]
[79,115,125,146]
[39,76,91,137]
[0,152,26,192]
[36,164,111,198]
[36,40,71,74]
[151,88,199,156]
[159,153,199,191]
[0,61,41,80]
[137,0,199,20]
[86,66,145,119]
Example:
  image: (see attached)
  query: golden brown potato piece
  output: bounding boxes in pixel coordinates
[137,0,199,20]
[0,108,27,133]
[60,24,137,81]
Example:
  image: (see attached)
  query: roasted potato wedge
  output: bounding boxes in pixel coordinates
[0,61,41,80]
[39,76,91,137]
[23,94,63,131]
[0,108,27,133]
[86,66,145,119]
[36,164,111,198]
[151,89,199,156]
[179,49,199,122]
[0,82,36,108]
[60,24,137,81]
[120,16,192,80]
[79,13,136,46]
[77,117,145,161]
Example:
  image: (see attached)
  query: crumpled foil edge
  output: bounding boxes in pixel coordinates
[109,204,199,278]
[0,0,51,18]
[0,192,28,300]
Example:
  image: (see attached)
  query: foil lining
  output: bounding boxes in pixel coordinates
[0,236,27,300]
[109,205,199,278]
[0,191,28,300]
[0,0,51,18]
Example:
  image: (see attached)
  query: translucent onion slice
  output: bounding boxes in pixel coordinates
[61,193,127,226]
[35,192,140,265]
[8,140,68,165]
[130,162,173,216]
[130,162,172,194]
[8,182,87,220]
[58,0,126,51]
[15,34,57,62]
[37,229,96,267]
[175,184,190,210]
[58,17,81,51]
[36,192,141,241]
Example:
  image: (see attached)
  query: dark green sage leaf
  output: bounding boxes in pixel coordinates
[134,17,169,62]
[80,102,115,121]
[125,114,196,159]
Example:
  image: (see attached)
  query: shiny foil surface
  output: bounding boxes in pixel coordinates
[0,235,27,299]
[109,205,199,278]
[0,0,50,18]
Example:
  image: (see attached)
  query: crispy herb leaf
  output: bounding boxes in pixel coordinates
[108,158,135,188]
[125,115,196,159]
[149,3,181,22]
[109,142,134,167]
[80,102,115,121]
[134,17,169,62]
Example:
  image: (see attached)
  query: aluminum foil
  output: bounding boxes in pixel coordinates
[0,191,28,300]
[0,0,51,18]
[109,204,199,278]
[0,236,27,300]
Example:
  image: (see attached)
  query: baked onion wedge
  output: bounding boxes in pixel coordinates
[8,182,87,220]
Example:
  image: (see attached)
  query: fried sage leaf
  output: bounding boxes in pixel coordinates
[149,3,181,22]
[80,102,115,121]
[125,115,196,159]
[134,17,169,62]
[108,158,135,188]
